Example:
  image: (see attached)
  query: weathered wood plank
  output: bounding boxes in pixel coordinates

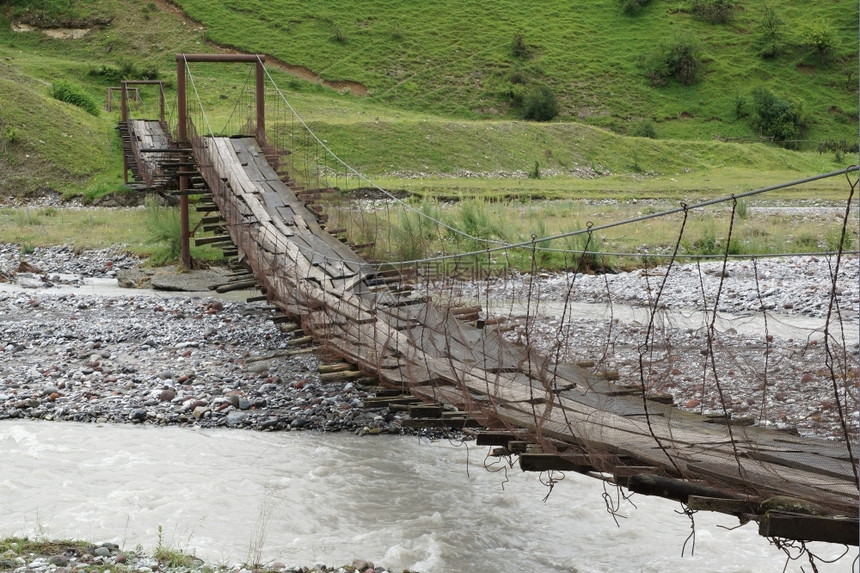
[759,512,859,546]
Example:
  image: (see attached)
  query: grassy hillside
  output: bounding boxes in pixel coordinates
[0,0,856,199]
[0,0,208,196]
[173,0,858,143]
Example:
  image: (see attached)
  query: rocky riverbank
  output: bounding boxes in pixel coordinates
[0,537,404,573]
[1,244,857,440]
[0,244,413,437]
[424,254,860,440]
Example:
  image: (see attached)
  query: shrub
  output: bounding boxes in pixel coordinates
[529,160,541,179]
[750,87,808,148]
[331,23,348,43]
[643,37,702,86]
[817,139,859,155]
[50,80,100,116]
[622,0,651,16]
[89,60,160,82]
[734,94,748,119]
[521,84,559,121]
[510,33,530,59]
[802,20,839,65]
[510,69,528,85]
[690,0,736,24]
[633,119,657,138]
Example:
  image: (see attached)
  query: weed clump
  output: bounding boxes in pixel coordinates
[88,60,160,83]
[49,80,99,116]
[144,198,181,265]
[3,125,19,144]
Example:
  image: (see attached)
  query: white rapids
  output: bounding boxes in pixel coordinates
[0,420,853,573]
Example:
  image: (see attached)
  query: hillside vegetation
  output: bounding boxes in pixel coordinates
[0,0,856,198]
[173,0,858,142]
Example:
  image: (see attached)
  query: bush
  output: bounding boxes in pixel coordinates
[331,23,348,43]
[802,20,839,64]
[734,94,748,119]
[643,37,702,86]
[632,119,657,138]
[521,84,559,122]
[509,69,528,85]
[690,0,736,24]
[510,33,530,59]
[88,60,160,82]
[621,0,651,16]
[49,80,100,116]
[750,87,808,148]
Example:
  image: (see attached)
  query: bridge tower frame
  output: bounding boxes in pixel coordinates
[175,53,267,268]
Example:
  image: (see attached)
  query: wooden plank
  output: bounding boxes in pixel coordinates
[409,405,444,417]
[400,418,482,429]
[759,512,859,546]
[474,431,528,446]
[747,450,858,482]
[520,453,619,473]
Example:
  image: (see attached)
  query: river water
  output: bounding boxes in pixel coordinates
[1,420,853,573]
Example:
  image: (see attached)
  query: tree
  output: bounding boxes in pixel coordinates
[802,20,839,65]
[756,2,784,58]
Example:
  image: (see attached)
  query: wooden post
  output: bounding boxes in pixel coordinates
[174,54,267,270]
[120,82,128,185]
[176,56,191,269]
[256,57,265,145]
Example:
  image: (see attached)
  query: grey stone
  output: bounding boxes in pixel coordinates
[225,411,248,427]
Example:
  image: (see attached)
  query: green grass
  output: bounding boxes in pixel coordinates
[171,0,858,144]
[0,204,224,263]
[0,0,856,201]
[327,194,859,271]
[0,0,856,272]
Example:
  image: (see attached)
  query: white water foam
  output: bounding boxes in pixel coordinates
[0,420,854,572]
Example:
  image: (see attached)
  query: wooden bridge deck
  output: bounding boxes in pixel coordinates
[189,135,858,545]
[123,119,192,191]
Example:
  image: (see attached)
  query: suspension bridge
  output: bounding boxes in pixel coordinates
[116,54,858,554]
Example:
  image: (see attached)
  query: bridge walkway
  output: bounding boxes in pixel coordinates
[185,133,858,545]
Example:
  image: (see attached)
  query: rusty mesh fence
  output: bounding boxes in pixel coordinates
[175,57,859,562]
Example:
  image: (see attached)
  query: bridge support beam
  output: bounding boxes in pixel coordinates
[175,53,266,269]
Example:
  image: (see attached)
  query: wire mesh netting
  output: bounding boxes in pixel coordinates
[167,56,859,560]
